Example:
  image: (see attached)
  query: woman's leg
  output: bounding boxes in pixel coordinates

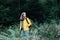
[20,30,24,37]
[25,30,30,40]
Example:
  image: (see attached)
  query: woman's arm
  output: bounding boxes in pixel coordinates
[27,18,32,27]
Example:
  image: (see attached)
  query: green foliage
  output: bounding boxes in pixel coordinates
[0,0,59,24]
[0,20,59,40]
[0,0,60,40]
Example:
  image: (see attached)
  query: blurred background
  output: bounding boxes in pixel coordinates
[0,0,60,40]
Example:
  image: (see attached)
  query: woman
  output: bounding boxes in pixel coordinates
[20,12,32,40]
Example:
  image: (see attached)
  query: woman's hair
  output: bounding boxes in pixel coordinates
[20,12,26,21]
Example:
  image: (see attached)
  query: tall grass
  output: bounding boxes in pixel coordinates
[0,20,60,40]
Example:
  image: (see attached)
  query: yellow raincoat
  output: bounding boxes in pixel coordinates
[20,17,32,31]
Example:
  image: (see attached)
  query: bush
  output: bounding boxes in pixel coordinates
[0,20,60,40]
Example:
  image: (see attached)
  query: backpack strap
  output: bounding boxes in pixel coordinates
[26,18,29,24]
